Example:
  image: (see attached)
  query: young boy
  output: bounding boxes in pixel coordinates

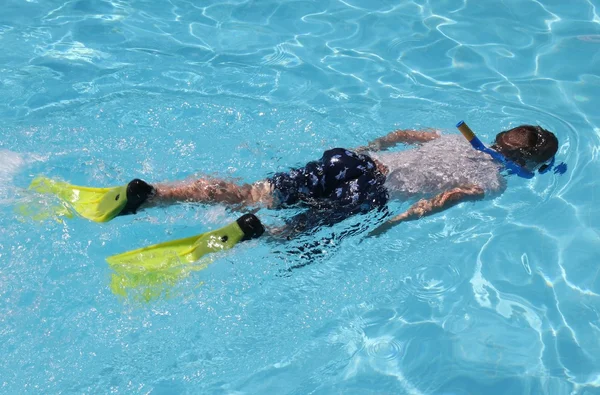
[122,125,559,237]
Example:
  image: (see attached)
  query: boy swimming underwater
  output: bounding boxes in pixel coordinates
[118,123,560,237]
[23,123,562,297]
[120,125,558,236]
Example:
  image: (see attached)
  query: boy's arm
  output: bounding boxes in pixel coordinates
[369,184,484,236]
[356,129,440,153]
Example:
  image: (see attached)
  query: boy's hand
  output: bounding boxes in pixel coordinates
[368,215,406,237]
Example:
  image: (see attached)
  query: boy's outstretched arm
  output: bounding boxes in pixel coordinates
[355,129,440,153]
[368,184,484,236]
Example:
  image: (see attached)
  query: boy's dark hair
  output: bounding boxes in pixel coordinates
[494,125,558,166]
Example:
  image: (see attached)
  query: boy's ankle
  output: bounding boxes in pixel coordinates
[118,179,155,216]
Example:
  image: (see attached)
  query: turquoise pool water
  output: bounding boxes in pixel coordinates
[1,0,600,393]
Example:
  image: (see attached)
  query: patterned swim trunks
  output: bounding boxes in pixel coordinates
[267,148,389,227]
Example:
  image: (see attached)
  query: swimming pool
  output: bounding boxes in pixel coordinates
[1,0,600,393]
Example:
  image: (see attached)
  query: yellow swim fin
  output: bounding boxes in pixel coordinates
[27,176,128,222]
[106,214,265,301]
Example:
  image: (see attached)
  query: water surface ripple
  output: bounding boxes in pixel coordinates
[1,0,599,393]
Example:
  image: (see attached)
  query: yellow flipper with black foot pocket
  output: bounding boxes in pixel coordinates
[23,176,153,222]
[106,214,265,301]
[26,176,128,222]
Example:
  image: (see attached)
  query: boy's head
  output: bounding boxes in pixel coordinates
[492,125,558,171]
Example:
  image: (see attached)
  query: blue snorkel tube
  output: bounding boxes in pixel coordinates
[456,121,566,178]
[456,120,534,178]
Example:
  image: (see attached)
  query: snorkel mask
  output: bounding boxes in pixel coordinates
[456,121,566,178]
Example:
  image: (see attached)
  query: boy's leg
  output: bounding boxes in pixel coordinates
[146,178,274,208]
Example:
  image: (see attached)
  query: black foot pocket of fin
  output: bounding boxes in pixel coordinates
[118,179,155,216]
[237,214,265,240]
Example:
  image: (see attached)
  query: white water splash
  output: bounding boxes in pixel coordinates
[0,150,25,184]
[0,150,45,205]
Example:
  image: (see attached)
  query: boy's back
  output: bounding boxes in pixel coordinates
[371,134,506,199]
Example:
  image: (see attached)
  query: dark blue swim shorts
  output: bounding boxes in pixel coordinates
[267,148,389,227]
